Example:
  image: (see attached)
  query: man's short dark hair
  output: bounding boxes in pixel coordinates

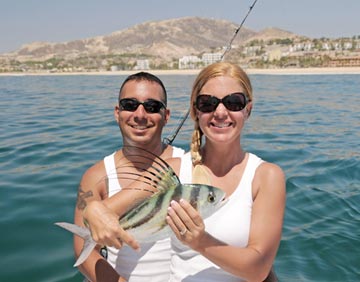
[119,72,167,105]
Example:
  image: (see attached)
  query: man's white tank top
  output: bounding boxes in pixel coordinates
[104,146,184,282]
[170,152,264,282]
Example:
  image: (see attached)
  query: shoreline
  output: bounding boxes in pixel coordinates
[1,67,360,76]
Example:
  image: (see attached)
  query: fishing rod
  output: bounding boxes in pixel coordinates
[220,0,259,61]
[163,109,190,145]
[163,0,259,145]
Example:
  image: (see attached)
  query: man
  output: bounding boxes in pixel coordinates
[73,72,184,282]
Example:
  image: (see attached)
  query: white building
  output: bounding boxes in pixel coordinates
[134,59,150,70]
[343,42,353,50]
[202,52,222,66]
[110,65,119,71]
[321,42,332,51]
[242,46,262,56]
[178,55,201,69]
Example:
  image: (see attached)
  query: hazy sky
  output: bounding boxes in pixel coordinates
[1,0,359,54]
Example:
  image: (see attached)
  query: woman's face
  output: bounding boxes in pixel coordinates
[196,76,251,146]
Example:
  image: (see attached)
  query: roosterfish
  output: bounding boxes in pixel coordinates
[55,147,227,267]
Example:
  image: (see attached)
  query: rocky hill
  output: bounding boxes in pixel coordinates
[3,17,298,62]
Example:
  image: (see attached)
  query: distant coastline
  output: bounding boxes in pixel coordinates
[1,67,360,76]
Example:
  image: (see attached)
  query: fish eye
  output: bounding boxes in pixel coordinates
[207,192,215,203]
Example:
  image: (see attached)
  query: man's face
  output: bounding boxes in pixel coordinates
[115,80,169,147]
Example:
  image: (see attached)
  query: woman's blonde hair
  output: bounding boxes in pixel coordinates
[190,62,253,165]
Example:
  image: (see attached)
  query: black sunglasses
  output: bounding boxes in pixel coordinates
[119,98,166,114]
[195,92,249,113]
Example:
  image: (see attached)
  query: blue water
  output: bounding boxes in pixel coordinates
[0,73,359,281]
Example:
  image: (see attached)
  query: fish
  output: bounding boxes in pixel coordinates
[55,146,227,267]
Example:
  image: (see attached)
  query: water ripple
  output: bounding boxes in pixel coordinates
[1,74,359,281]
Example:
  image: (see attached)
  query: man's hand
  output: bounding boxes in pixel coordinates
[83,201,140,251]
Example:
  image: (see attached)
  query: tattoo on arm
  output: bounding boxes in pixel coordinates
[76,185,93,210]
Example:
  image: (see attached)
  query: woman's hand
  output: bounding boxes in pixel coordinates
[166,199,209,252]
[83,201,140,251]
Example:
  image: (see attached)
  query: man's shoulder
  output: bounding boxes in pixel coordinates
[80,159,107,190]
[83,151,116,177]
[170,145,185,157]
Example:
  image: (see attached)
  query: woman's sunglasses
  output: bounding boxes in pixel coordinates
[119,98,166,114]
[195,92,249,113]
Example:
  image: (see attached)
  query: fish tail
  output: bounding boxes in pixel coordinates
[55,222,97,267]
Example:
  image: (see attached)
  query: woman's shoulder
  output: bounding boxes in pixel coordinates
[258,161,284,179]
[247,152,284,178]
[252,157,285,198]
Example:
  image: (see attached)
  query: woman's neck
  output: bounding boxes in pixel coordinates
[201,142,246,176]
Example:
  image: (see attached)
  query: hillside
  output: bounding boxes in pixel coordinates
[3,17,298,62]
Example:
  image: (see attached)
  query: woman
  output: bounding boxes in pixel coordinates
[84,62,286,281]
[165,61,285,281]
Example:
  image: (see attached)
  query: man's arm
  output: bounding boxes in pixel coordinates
[73,161,126,282]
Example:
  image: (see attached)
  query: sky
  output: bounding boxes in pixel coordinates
[1,0,359,54]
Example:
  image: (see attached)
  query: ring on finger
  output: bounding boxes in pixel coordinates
[179,228,188,236]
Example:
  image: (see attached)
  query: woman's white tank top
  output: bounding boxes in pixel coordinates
[170,152,263,282]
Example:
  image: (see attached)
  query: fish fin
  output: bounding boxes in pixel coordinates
[112,146,181,194]
[74,237,97,267]
[192,164,212,185]
[55,222,89,237]
[54,222,97,267]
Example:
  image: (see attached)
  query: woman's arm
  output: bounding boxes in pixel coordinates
[167,162,286,282]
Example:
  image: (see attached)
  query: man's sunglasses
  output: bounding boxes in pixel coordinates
[195,92,249,113]
[119,98,166,114]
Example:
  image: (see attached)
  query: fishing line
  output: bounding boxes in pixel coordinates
[163,0,259,145]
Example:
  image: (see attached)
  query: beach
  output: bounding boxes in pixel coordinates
[1,67,360,76]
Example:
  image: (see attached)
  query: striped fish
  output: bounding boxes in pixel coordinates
[120,183,225,242]
[55,147,227,267]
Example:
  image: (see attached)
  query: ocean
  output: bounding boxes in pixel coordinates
[0,73,359,281]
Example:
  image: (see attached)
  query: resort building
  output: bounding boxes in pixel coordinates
[134,59,150,70]
[201,52,223,66]
[178,55,201,69]
[327,56,360,67]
